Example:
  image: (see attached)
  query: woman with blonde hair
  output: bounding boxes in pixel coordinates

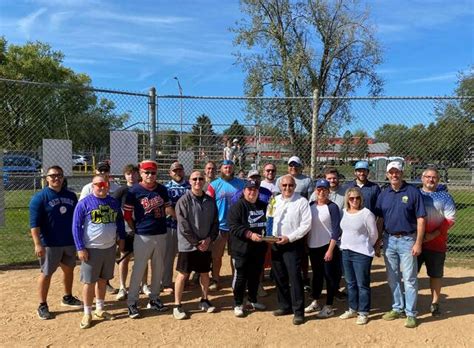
[339,187,378,325]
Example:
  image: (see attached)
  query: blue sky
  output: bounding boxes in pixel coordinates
[1,0,473,98]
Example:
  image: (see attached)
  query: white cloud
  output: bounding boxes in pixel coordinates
[17,8,47,38]
[404,72,458,84]
[86,10,192,26]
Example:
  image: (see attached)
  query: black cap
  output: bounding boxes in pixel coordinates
[97,162,110,172]
[245,179,260,189]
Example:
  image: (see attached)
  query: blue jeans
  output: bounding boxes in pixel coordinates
[383,234,418,317]
[342,249,372,315]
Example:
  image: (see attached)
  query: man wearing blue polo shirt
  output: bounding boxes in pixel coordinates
[375,161,426,329]
[344,161,380,214]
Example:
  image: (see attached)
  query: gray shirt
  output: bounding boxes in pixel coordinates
[175,190,219,252]
[276,174,314,199]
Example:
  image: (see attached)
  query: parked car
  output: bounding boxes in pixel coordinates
[2,155,41,187]
[72,154,90,166]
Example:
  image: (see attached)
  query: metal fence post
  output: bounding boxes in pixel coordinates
[310,89,319,179]
[149,87,157,161]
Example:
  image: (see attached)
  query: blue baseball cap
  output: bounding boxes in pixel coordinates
[222,160,234,166]
[354,161,369,170]
[245,179,260,189]
[315,179,330,189]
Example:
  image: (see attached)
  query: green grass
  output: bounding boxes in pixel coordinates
[1,184,473,266]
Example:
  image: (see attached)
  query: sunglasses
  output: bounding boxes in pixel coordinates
[265,169,276,172]
[282,184,295,188]
[143,171,157,175]
[191,177,205,181]
[349,196,361,201]
[93,182,109,188]
[47,174,63,179]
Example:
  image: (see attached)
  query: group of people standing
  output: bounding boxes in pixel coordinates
[29,155,455,329]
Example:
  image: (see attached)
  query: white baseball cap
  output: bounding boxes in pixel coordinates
[386,161,403,172]
[232,138,239,143]
[288,156,303,166]
[247,169,260,178]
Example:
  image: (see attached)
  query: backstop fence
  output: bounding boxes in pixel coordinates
[0,78,472,265]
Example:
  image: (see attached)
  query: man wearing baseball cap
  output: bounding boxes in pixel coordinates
[206,160,245,290]
[276,156,314,200]
[343,161,380,214]
[231,169,272,205]
[163,162,191,293]
[124,159,175,318]
[375,161,426,328]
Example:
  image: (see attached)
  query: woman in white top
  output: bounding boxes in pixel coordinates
[339,187,378,325]
[304,179,342,318]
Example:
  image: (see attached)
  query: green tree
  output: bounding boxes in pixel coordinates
[374,124,410,157]
[223,120,249,144]
[340,130,353,162]
[232,0,383,155]
[190,114,217,147]
[353,129,369,160]
[0,37,128,152]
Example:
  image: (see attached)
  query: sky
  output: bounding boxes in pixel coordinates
[1,0,473,98]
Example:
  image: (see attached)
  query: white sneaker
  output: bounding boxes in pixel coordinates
[173,306,187,320]
[234,305,245,317]
[304,300,322,313]
[316,305,334,318]
[116,288,127,301]
[248,301,266,311]
[339,309,357,319]
[198,299,216,313]
[356,314,369,325]
[142,284,151,296]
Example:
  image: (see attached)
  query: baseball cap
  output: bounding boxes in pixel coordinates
[222,160,234,166]
[233,138,239,143]
[247,169,260,178]
[315,179,330,189]
[354,161,369,170]
[170,161,184,171]
[140,160,158,171]
[97,162,110,172]
[386,161,403,172]
[245,179,260,189]
[288,156,303,167]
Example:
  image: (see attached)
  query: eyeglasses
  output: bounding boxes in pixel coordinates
[191,177,205,181]
[143,171,157,176]
[423,175,438,180]
[281,184,295,188]
[47,174,63,179]
[93,182,109,188]
[349,196,361,201]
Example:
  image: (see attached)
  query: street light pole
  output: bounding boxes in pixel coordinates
[174,77,183,152]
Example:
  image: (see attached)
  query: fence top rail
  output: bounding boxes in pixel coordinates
[1,78,473,100]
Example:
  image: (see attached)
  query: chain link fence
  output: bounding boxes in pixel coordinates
[1,78,472,265]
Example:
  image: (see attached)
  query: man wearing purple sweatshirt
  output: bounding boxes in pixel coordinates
[73,176,126,329]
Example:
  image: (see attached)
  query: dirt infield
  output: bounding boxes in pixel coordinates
[0,258,473,347]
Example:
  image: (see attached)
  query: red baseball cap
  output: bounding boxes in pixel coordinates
[140,160,158,171]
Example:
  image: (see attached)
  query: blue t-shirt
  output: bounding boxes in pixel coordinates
[230,186,272,206]
[124,183,170,235]
[29,187,78,247]
[72,194,126,250]
[343,180,381,214]
[207,176,245,231]
[165,179,190,229]
[375,182,426,234]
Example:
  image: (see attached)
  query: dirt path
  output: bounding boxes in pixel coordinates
[1,258,473,347]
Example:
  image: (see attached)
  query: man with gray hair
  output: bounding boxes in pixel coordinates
[418,166,456,316]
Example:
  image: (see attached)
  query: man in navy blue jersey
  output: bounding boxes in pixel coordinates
[29,165,81,320]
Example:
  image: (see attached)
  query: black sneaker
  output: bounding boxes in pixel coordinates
[334,290,347,302]
[128,303,141,319]
[430,303,441,317]
[273,308,292,316]
[61,295,82,308]
[37,303,52,320]
[147,299,168,312]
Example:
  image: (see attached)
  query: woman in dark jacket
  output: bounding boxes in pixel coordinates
[228,179,268,318]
